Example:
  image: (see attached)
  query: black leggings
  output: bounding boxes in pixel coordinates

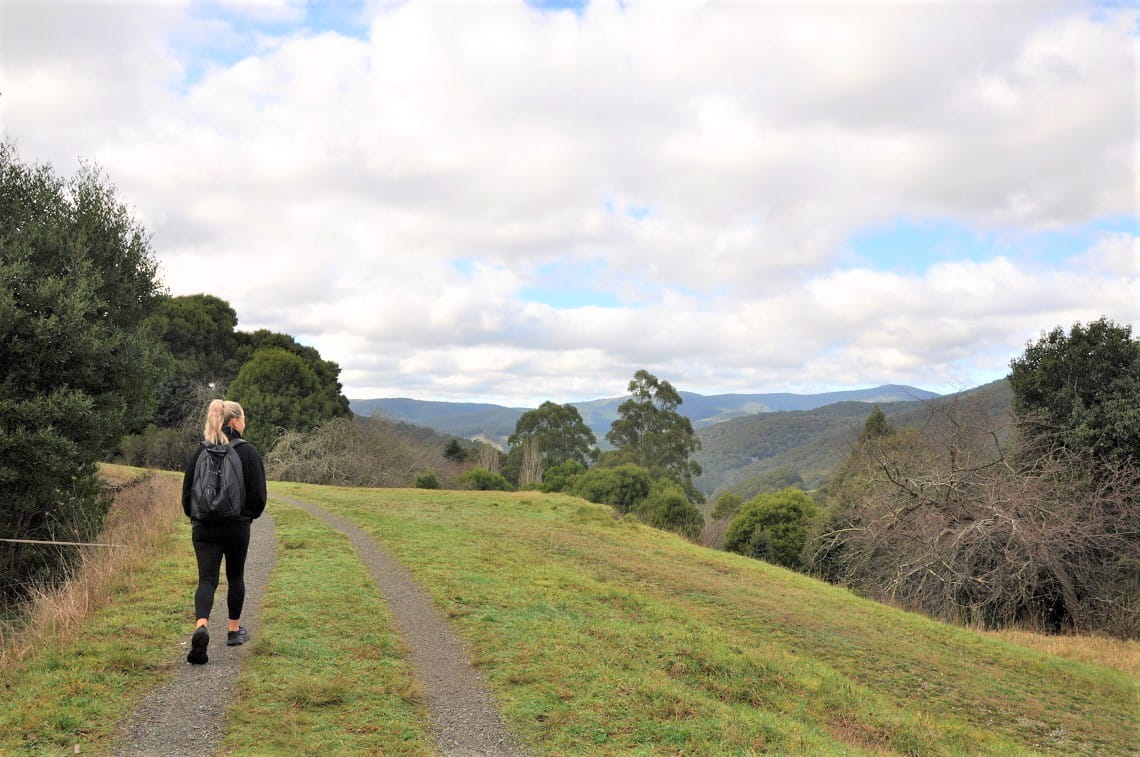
[191,521,251,621]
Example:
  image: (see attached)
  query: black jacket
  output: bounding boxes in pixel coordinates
[181,427,267,523]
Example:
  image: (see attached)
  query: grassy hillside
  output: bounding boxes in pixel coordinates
[4,473,1134,754]
[697,380,1013,498]
[269,482,1135,755]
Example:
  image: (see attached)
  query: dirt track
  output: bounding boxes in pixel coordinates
[113,494,525,756]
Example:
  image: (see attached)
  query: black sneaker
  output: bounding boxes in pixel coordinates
[187,626,209,664]
[226,626,250,646]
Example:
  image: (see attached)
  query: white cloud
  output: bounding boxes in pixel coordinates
[2,0,1136,405]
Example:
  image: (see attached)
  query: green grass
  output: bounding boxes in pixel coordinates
[0,502,194,753]
[271,481,1139,756]
[225,501,434,754]
[3,472,1135,755]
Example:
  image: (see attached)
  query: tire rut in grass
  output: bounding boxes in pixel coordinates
[272,493,526,757]
[111,513,276,757]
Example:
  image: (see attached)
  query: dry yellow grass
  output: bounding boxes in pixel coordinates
[0,466,181,666]
[985,628,1140,678]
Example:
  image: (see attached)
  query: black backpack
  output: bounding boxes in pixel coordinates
[189,439,247,522]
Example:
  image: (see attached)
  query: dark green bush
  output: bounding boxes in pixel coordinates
[571,463,652,513]
[710,492,743,520]
[635,480,704,539]
[414,472,441,489]
[724,487,817,570]
[459,467,514,491]
[540,460,586,493]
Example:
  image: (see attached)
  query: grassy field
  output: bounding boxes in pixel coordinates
[0,469,193,754]
[271,481,1138,756]
[1,469,1136,754]
[225,502,435,754]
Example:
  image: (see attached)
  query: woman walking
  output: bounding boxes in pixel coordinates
[181,399,267,665]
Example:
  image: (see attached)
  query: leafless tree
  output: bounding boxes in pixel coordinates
[814,400,1140,638]
[519,436,544,488]
[475,441,501,473]
[267,417,466,488]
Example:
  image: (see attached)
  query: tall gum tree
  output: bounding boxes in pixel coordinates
[606,369,703,502]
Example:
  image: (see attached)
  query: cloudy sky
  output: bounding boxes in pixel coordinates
[2,0,1136,406]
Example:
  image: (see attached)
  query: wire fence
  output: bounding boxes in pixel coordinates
[0,538,124,548]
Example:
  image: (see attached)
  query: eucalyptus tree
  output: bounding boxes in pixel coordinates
[606,369,703,502]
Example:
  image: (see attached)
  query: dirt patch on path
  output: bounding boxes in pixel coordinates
[274,493,527,757]
[111,514,276,756]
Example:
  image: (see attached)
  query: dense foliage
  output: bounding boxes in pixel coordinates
[634,480,704,540]
[123,295,352,463]
[606,370,703,502]
[570,464,653,514]
[723,487,817,570]
[1009,317,1139,470]
[502,401,596,486]
[0,144,164,599]
[459,467,514,491]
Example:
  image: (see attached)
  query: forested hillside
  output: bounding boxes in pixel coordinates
[696,380,1013,498]
[352,384,937,449]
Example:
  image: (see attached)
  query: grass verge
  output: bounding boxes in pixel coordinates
[272,482,1139,756]
[224,499,435,754]
[0,467,193,753]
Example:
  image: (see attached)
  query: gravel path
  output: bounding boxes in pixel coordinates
[111,513,276,756]
[114,494,526,756]
[275,493,527,757]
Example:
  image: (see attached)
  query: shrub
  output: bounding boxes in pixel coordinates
[414,472,441,489]
[540,460,586,493]
[118,425,198,471]
[571,464,652,513]
[266,416,466,489]
[724,487,817,570]
[635,481,704,540]
[710,492,743,520]
[459,467,514,491]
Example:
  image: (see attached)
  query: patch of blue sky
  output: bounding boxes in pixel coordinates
[174,1,369,89]
[602,198,653,220]
[518,259,624,309]
[526,0,589,14]
[450,259,479,277]
[848,215,1137,274]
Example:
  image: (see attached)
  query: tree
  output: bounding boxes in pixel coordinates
[226,348,328,451]
[504,401,597,485]
[813,400,1140,637]
[443,439,468,463]
[724,487,817,570]
[234,329,352,420]
[859,405,892,441]
[606,370,703,502]
[145,294,239,386]
[1009,317,1140,470]
[0,144,164,598]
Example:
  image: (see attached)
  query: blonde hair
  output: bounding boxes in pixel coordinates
[203,399,244,445]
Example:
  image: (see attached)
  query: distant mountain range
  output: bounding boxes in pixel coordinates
[693,380,1012,499]
[350,384,939,448]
